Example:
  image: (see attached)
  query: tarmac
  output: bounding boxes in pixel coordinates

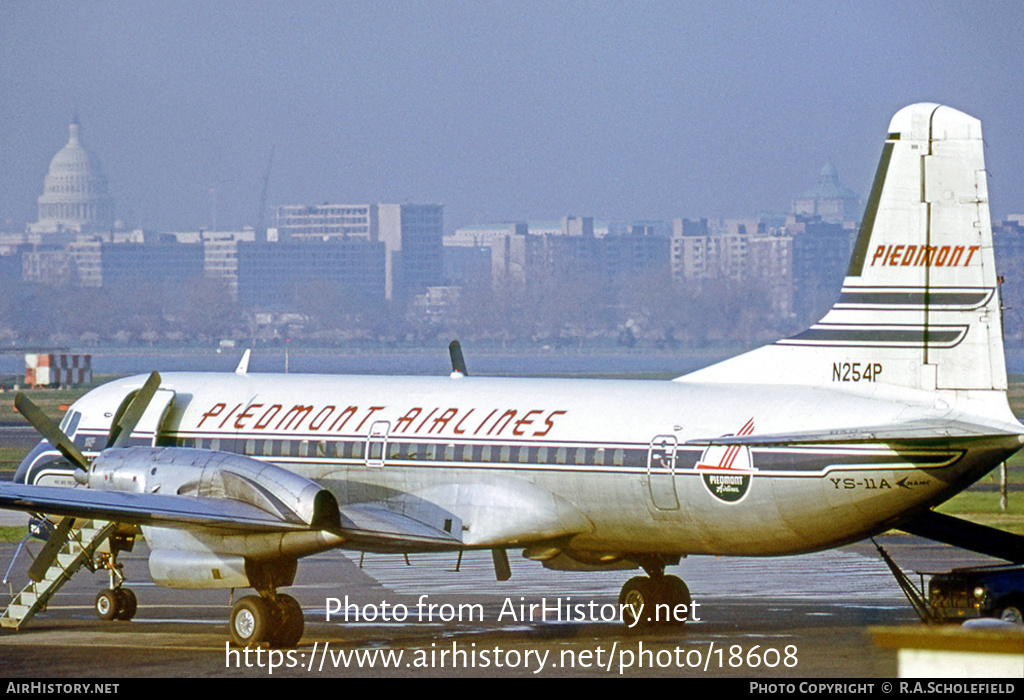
[0,531,1010,678]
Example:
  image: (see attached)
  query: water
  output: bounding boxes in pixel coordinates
[0,347,728,379]
[5,347,1024,380]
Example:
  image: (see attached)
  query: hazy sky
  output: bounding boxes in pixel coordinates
[2,1,1022,233]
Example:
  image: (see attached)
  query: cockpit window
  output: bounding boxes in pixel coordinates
[59,410,82,438]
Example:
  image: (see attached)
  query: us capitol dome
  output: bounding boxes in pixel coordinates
[29,117,114,234]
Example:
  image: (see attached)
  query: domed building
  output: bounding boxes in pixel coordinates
[29,117,114,234]
[791,161,860,223]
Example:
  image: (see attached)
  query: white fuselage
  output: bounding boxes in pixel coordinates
[24,371,1019,561]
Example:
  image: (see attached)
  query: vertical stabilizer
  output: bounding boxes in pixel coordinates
[680,104,1005,393]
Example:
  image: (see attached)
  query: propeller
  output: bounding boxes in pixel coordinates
[14,393,90,472]
[15,372,163,482]
[105,372,162,448]
[448,340,468,377]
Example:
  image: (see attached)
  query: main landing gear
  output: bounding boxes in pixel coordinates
[230,593,304,648]
[229,558,304,648]
[618,557,692,628]
[94,534,137,622]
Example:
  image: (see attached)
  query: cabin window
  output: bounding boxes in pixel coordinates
[316,441,327,458]
[462,445,473,462]
[351,441,363,459]
[499,445,511,463]
[575,448,587,466]
[537,446,549,463]
[445,444,455,461]
[555,447,567,465]
[518,446,530,463]
[263,440,273,457]
[613,449,624,467]
[244,439,255,456]
[298,440,309,458]
[595,447,605,466]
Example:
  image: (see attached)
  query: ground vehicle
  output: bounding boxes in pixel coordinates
[929,564,1024,624]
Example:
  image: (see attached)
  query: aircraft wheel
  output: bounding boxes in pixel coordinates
[619,576,657,628]
[997,599,1023,625]
[95,589,120,621]
[657,575,691,626]
[230,595,274,647]
[115,588,137,621]
[270,594,305,648]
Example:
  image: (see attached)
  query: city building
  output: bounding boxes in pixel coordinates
[29,118,115,235]
[791,161,860,223]
[270,202,443,301]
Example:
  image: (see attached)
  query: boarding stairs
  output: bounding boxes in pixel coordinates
[1,518,115,629]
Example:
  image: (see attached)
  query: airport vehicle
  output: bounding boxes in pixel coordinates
[3,103,1024,647]
[928,564,1024,624]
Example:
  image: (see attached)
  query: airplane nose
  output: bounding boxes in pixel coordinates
[13,440,70,485]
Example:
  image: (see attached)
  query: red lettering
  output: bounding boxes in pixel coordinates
[888,245,904,266]
[355,406,385,432]
[309,405,336,431]
[395,408,422,433]
[453,409,475,434]
[219,403,242,429]
[934,245,950,266]
[474,409,498,436]
[430,408,458,433]
[871,245,887,266]
[329,406,358,432]
[947,245,964,267]
[533,410,567,437]
[197,403,225,428]
[233,403,263,430]
[513,410,543,436]
[255,404,282,430]
[964,245,980,266]
[415,408,438,432]
[900,245,917,266]
[487,409,518,436]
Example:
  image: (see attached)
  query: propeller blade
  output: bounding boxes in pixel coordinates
[14,393,90,471]
[448,340,468,376]
[106,371,162,448]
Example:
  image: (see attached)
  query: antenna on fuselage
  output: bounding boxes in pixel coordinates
[235,349,251,375]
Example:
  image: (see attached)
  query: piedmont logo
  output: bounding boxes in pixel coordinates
[695,418,757,503]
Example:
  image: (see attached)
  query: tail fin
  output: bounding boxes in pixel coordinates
[681,103,1006,393]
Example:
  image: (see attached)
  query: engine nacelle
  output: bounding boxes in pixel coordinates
[89,447,340,529]
[148,548,248,589]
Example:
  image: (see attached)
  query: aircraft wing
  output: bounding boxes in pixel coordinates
[0,480,465,549]
[685,419,1024,447]
[0,481,310,533]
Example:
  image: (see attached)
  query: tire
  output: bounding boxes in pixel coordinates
[270,594,304,648]
[230,595,273,647]
[115,588,137,621]
[997,601,1023,625]
[95,589,120,621]
[619,576,657,628]
[657,575,692,626]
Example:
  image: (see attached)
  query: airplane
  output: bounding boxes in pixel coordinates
[3,102,1024,648]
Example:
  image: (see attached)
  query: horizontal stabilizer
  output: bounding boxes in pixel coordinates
[685,420,1024,447]
[899,511,1024,564]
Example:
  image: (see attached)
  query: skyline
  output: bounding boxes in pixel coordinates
[2,2,1023,234]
